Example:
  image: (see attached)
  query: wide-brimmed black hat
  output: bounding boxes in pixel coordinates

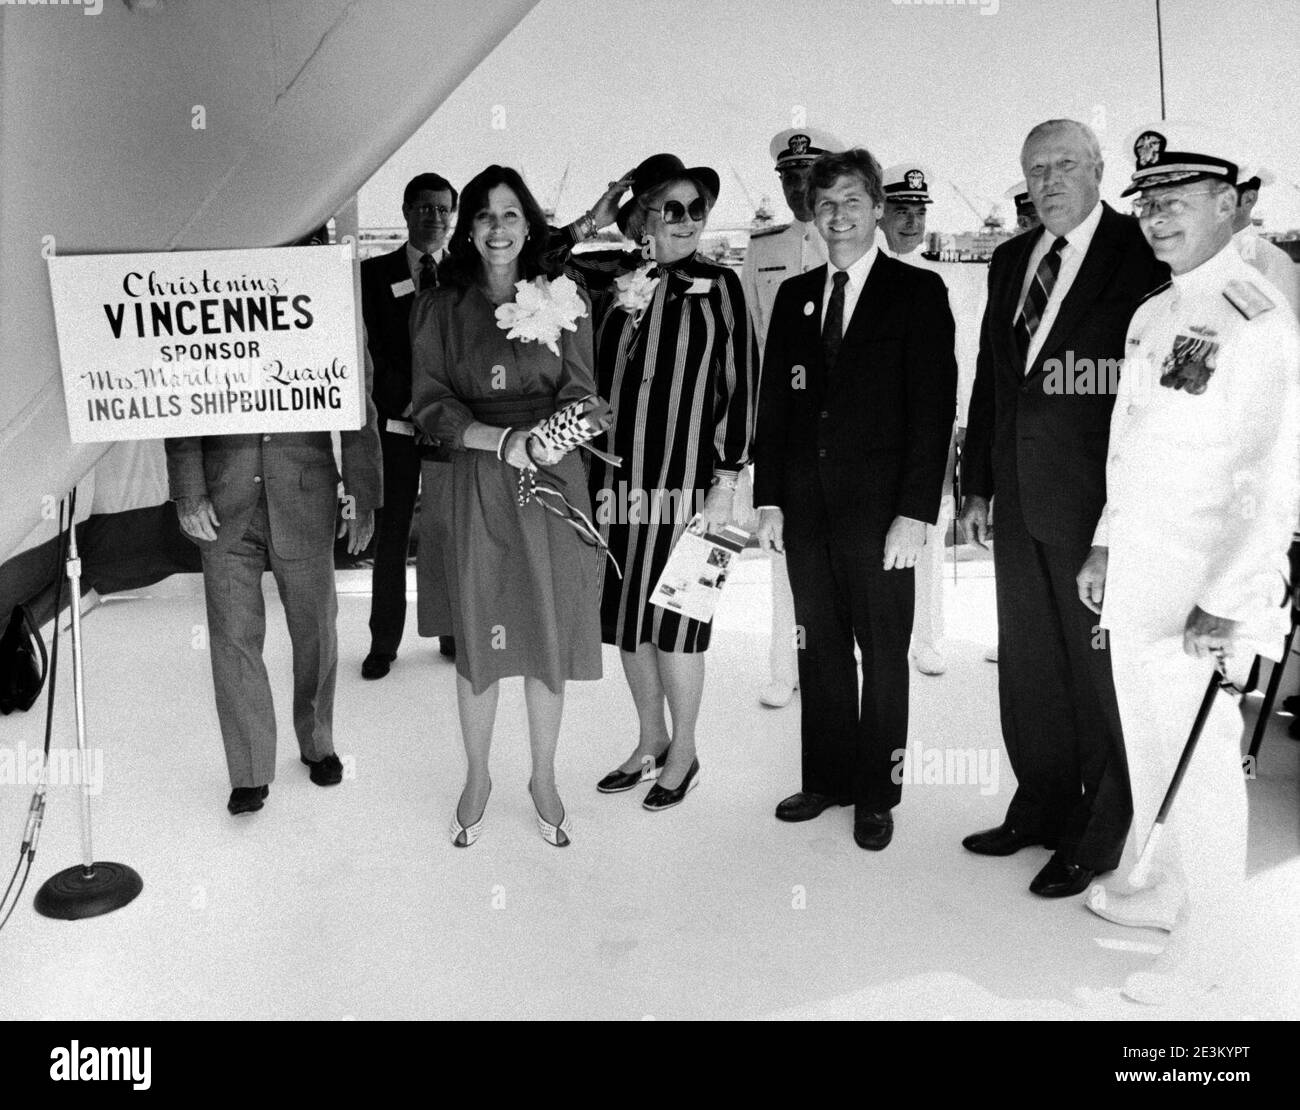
[615,153,721,234]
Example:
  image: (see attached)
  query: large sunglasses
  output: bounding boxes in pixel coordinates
[649,197,707,225]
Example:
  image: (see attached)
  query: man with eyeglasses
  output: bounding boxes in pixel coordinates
[359,172,458,678]
[739,126,843,710]
[1076,123,1300,1004]
[959,119,1166,900]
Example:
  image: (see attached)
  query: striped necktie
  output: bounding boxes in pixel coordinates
[1014,236,1067,368]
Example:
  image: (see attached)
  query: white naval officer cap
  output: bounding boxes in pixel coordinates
[1005,179,1031,209]
[1121,120,1245,197]
[1236,162,1276,191]
[769,126,845,168]
[881,162,935,204]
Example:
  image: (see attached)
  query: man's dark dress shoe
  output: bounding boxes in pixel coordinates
[854,808,894,850]
[439,637,456,660]
[227,785,268,815]
[962,822,1057,856]
[301,752,344,786]
[361,652,391,679]
[774,791,842,822]
[1029,854,1096,898]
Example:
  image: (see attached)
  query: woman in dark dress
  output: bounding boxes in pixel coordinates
[411,166,603,847]
[556,154,758,810]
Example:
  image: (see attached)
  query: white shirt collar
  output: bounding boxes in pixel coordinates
[826,243,878,291]
[1045,199,1103,257]
[406,241,444,266]
[1170,238,1241,298]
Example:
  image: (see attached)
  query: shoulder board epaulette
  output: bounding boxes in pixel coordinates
[1134,279,1172,309]
[749,223,789,239]
[1223,279,1276,320]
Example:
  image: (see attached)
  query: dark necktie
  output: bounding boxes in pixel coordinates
[822,269,849,369]
[1014,236,1067,368]
[419,252,437,292]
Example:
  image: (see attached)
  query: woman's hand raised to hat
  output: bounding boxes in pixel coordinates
[589,171,637,229]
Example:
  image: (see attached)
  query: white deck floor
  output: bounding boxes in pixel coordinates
[1,551,1296,1020]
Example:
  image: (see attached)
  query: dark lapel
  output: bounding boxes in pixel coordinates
[840,251,896,351]
[1028,203,1124,376]
[999,226,1041,332]
[795,265,828,374]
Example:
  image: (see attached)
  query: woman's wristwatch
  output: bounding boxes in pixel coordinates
[710,471,738,492]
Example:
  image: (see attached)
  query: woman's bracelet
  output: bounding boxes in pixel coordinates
[578,211,597,240]
[495,427,513,460]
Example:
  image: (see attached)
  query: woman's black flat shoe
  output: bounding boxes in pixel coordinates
[642,759,699,811]
[596,749,669,794]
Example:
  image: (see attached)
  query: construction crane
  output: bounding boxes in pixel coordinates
[541,161,571,222]
[950,182,1004,231]
[730,163,777,228]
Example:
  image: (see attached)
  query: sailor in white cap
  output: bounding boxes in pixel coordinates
[1005,179,1041,232]
[739,125,844,708]
[875,162,957,676]
[1232,165,1300,316]
[1077,121,1300,1003]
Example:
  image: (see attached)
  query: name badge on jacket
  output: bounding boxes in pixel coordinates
[686,278,712,295]
[391,278,415,298]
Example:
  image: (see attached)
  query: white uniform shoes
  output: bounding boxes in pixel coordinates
[759,681,796,708]
[910,644,947,676]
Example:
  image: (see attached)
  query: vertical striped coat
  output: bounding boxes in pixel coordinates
[565,247,757,652]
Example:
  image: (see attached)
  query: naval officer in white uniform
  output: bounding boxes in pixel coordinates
[1076,123,1300,1003]
[875,163,957,676]
[738,126,843,707]
[1232,167,1300,317]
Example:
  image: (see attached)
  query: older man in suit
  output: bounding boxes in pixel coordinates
[959,119,1167,896]
[756,147,957,850]
[167,257,382,814]
[359,172,457,678]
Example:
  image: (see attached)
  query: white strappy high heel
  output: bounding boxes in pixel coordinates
[449,780,491,848]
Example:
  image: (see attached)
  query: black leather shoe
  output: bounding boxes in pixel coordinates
[1029,854,1096,898]
[439,637,456,660]
[597,749,669,793]
[361,652,392,679]
[227,785,268,815]
[642,759,699,811]
[301,752,343,786]
[774,791,843,822]
[962,822,1057,856]
[853,808,894,850]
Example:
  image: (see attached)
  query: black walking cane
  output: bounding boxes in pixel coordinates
[1128,654,1230,888]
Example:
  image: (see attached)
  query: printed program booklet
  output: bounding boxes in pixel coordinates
[649,523,751,624]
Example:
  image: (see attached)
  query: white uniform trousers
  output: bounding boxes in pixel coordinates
[1106,634,1248,916]
[911,494,954,652]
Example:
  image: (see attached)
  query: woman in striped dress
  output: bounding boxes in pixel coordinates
[557,154,758,810]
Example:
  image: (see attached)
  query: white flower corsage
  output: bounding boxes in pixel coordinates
[613,264,661,328]
[494,274,588,356]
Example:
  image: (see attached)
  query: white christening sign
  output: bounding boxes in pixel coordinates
[47,244,364,443]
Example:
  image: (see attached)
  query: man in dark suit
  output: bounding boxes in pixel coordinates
[359,172,457,678]
[959,119,1167,896]
[755,147,957,850]
[167,251,383,814]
